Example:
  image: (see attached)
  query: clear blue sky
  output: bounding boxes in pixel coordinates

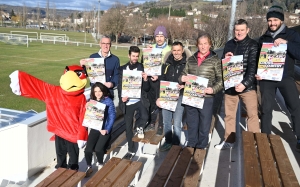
[2,0,149,11]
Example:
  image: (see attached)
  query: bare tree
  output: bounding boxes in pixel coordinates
[100,3,126,44]
[46,0,49,29]
[248,18,268,39]
[204,16,229,49]
[22,3,27,27]
[37,2,40,29]
[125,13,147,45]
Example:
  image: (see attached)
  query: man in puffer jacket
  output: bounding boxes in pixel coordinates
[215,19,260,150]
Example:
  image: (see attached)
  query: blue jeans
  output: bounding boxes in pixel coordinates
[162,95,184,145]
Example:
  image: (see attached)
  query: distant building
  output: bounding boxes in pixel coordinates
[169,16,185,22]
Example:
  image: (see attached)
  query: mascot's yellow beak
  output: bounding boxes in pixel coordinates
[60,68,87,92]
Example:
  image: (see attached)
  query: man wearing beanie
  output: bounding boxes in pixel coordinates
[143,26,171,135]
[256,5,300,151]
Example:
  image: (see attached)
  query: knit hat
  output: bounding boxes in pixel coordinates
[154,26,167,38]
[266,5,284,21]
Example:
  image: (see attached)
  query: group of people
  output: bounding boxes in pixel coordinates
[81,5,300,177]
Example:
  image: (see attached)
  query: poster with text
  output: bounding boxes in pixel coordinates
[159,81,179,111]
[182,74,208,109]
[222,55,244,90]
[80,58,105,84]
[143,48,163,76]
[122,70,142,98]
[257,43,287,81]
[82,100,106,130]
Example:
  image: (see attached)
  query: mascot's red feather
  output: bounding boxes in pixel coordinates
[9,65,88,169]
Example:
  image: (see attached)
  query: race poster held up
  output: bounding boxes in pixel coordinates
[80,58,105,84]
[159,81,180,111]
[143,48,163,76]
[222,55,244,90]
[82,100,106,131]
[121,70,142,98]
[182,74,208,109]
[257,43,287,81]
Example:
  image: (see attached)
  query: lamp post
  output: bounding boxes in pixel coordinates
[168,0,171,20]
[98,0,100,39]
[143,29,146,46]
[93,6,96,36]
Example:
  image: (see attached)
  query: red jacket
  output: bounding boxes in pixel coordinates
[18,71,88,143]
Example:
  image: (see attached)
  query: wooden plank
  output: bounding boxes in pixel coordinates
[47,169,76,187]
[106,131,126,154]
[60,171,85,187]
[97,159,131,187]
[36,168,67,187]
[166,147,194,187]
[269,135,299,187]
[149,133,164,145]
[132,130,156,143]
[183,149,206,187]
[112,161,143,187]
[242,131,261,187]
[255,133,281,187]
[148,145,182,187]
[84,157,121,187]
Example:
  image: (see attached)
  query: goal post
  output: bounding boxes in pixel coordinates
[0,33,29,47]
[10,31,38,39]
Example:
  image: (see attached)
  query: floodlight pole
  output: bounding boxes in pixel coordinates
[168,0,171,20]
[228,0,237,40]
[94,6,96,36]
[98,0,100,39]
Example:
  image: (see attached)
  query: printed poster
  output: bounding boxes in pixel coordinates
[182,74,208,109]
[80,58,105,84]
[122,70,142,98]
[143,48,163,76]
[82,100,106,130]
[222,55,243,90]
[257,43,287,81]
[159,81,180,111]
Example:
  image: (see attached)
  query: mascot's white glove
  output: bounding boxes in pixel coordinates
[77,140,86,149]
[9,70,21,95]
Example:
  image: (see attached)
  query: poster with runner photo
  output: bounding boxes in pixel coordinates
[82,100,106,130]
[159,81,180,111]
[222,55,243,90]
[182,74,208,109]
[257,43,287,81]
[121,70,142,98]
[80,58,105,84]
[143,48,163,76]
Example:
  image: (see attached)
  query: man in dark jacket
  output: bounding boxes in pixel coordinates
[156,42,191,151]
[118,46,150,159]
[215,19,260,150]
[256,5,300,151]
[90,36,120,97]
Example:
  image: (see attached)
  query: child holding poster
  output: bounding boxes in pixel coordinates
[84,82,116,177]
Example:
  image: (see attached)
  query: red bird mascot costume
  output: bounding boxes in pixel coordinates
[9,65,88,170]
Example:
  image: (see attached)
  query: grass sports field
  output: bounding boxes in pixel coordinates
[0,27,131,112]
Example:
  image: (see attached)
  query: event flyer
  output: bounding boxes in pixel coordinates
[80,58,105,84]
[257,43,287,81]
[222,55,244,90]
[159,81,180,111]
[121,70,142,98]
[182,74,208,109]
[143,48,163,76]
[82,100,106,130]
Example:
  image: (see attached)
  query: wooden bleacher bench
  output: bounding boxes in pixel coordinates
[36,168,85,187]
[242,131,299,187]
[148,145,206,187]
[84,157,142,187]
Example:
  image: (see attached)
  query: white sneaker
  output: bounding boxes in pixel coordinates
[96,162,103,170]
[137,127,144,139]
[214,141,234,150]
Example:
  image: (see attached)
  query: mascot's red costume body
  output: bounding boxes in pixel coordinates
[9,65,88,170]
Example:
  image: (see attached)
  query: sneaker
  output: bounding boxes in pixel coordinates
[296,140,300,152]
[85,166,93,178]
[159,142,172,152]
[156,125,163,136]
[123,152,134,160]
[144,123,155,132]
[137,127,144,139]
[214,141,234,150]
[96,162,103,170]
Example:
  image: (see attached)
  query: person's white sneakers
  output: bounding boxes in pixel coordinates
[214,141,234,150]
[137,127,144,139]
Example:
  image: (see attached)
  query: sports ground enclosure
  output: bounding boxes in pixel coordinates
[0,27,131,112]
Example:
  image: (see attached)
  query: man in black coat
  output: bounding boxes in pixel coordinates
[256,5,300,151]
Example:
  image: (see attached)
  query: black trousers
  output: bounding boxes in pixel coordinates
[55,135,79,170]
[185,97,214,149]
[125,101,148,152]
[84,129,111,166]
[260,77,300,137]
